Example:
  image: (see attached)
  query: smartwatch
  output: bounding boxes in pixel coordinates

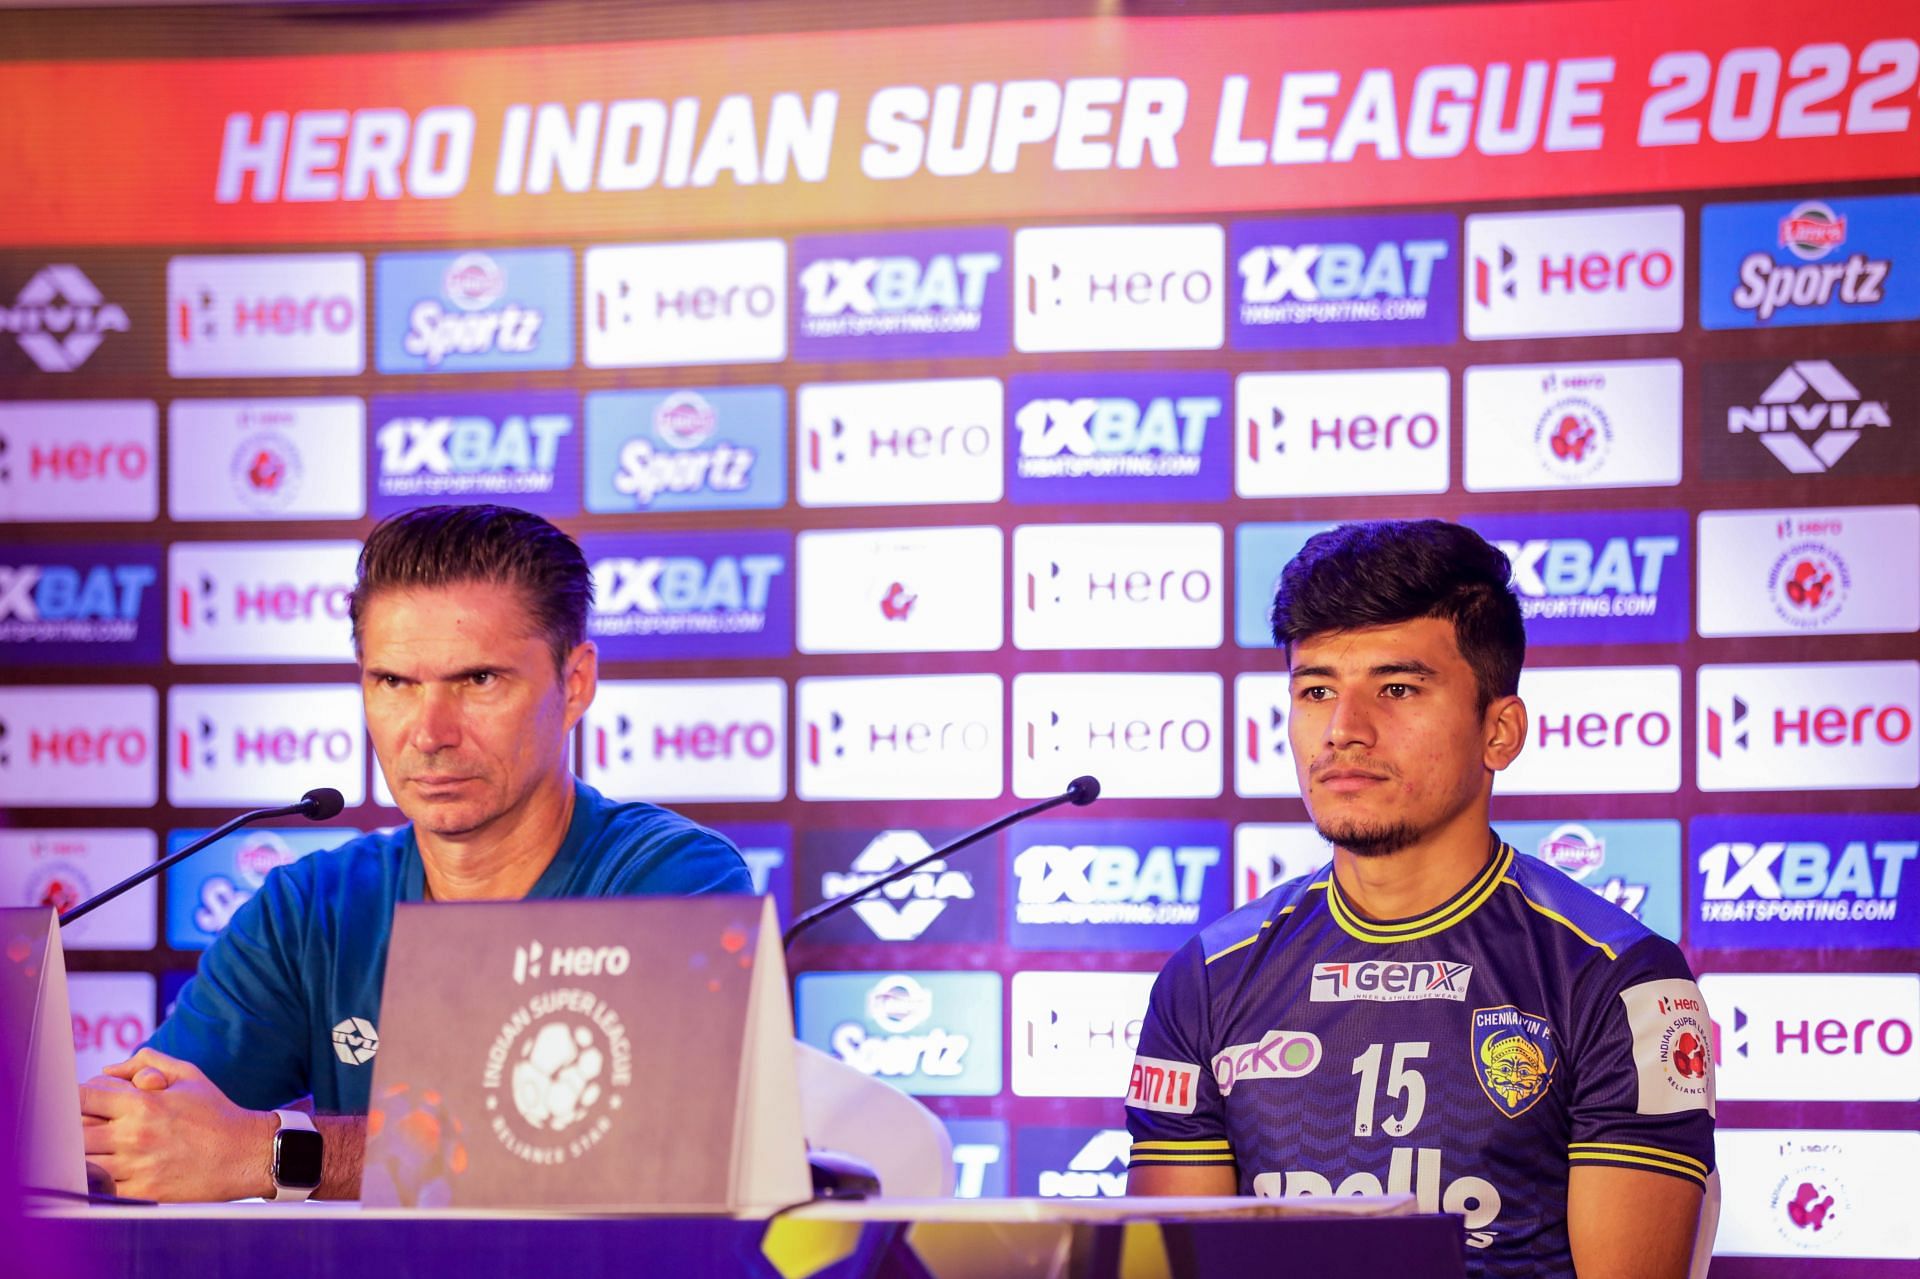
[269,1109,323,1202]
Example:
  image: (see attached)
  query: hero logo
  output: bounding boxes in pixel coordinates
[613,393,757,507]
[1014,224,1224,353]
[1311,960,1474,1003]
[1733,203,1888,323]
[1012,971,1152,1098]
[168,542,358,664]
[832,975,968,1079]
[1465,206,1683,339]
[1252,1152,1503,1249]
[797,675,1002,801]
[583,678,785,803]
[0,686,157,807]
[374,410,572,498]
[1014,523,1221,651]
[1014,392,1218,480]
[402,252,544,368]
[1729,361,1890,475]
[1013,841,1219,927]
[0,401,158,524]
[820,831,974,943]
[1536,824,1647,918]
[0,266,129,372]
[509,938,632,985]
[589,552,783,637]
[167,254,364,377]
[1501,667,1680,795]
[167,685,364,807]
[1035,1130,1132,1198]
[1699,662,1918,792]
[0,558,155,646]
[1702,974,1918,1103]
[1236,368,1449,499]
[796,378,1003,508]
[584,239,786,367]
[1014,673,1221,799]
[798,250,1000,336]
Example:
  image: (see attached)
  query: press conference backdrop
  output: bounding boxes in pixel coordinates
[0,0,1916,1269]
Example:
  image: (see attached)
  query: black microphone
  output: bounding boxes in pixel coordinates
[59,787,344,927]
[782,775,1100,951]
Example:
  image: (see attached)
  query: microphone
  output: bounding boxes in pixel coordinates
[58,787,344,927]
[782,775,1100,951]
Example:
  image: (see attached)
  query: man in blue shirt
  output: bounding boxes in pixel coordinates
[78,505,749,1201]
[1125,520,1714,1279]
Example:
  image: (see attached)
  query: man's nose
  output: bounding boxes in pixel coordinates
[409,685,463,753]
[1324,692,1376,749]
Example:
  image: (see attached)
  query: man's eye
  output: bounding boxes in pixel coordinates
[1383,683,1417,698]
[470,671,495,686]
[1299,686,1332,701]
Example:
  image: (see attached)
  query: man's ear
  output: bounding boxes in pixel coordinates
[561,639,597,731]
[1484,694,1527,772]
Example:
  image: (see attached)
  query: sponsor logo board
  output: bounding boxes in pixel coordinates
[1701,195,1920,330]
[0,829,156,950]
[0,258,145,376]
[1007,370,1230,505]
[1500,666,1680,795]
[1013,522,1221,651]
[583,678,785,803]
[1503,819,1681,942]
[795,971,1002,1097]
[167,540,359,664]
[0,685,157,807]
[1015,1127,1132,1198]
[1233,824,1331,908]
[1464,360,1682,492]
[169,398,367,520]
[1236,368,1449,498]
[1697,506,1919,638]
[796,526,1002,654]
[167,253,364,377]
[713,821,791,925]
[1231,213,1458,349]
[584,239,786,367]
[374,248,573,373]
[582,387,785,514]
[793,227,1008,360]
[0,543,162,665]
[1698,662,1918,792]
[945,1118,1009,1198]
[1701,973,1918,1103]
[1690,814,1919,950]
[1010,970,1155,1097]
[1235,522,1335,650]
[1008,819,1229,950]
[69,972,156,1085]
[1013,673,1221,799]
[164,826,358,950]
[1465,206,1683,339]
[1700,357,1919,481]
[583,530,793,661]
[0,401,157,523]
[167,684,365,807]
[797,674,1002,801]
[797,378,1003,508]
[793,828,997,944]
[368,391,579,517]
[1715,1130,1920,1259]
[1014,224,1224,353]
[1464,509,1688,646]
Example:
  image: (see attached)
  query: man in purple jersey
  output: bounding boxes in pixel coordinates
[1127,520,1715,1279]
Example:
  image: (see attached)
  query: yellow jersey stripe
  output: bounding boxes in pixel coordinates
[1568,1151,1707,1185]
[1130,1140,1232,1151]
[1569,1143,1708,1175]
[1328,846,1513,943]
[1128,1152,1239,1164]
[1509,888,1620,961]
[1203,895,1304,965]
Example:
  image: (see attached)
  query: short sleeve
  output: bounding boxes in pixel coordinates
[599,819,752,897]
[1125,937,1235,1173]
[146,863,313,1112]
[1565,936,1716,1189]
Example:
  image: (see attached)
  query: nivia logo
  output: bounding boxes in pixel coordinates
[0,265,130,371]
[1701,356,1918,482]
[797,674,1003,801]
[793,227,1009,360]
[1505,819,1682,942]
[1499,666,1680,795]
[1231,214,1457,349]
[375,248,573,374]
[795,970,1002,1097]
[1014,224,1224,353]
[1311,960,1474,1002]
[1010,971,1154,1099]
[0,545,161,665]
[584,239,786,367]
[1016,1127,1132,1198]
[169,399,367,521]
[796,526,1003,654]
[0,400,158,524]
[1006,370,1230,505]
[1465,509,1688,646]
[583,387,785,514]
[1464,206,1683,339]
[368,391,578,517]
[1690,814,1919,952]
[1697,662,1919,792]
[1008,818,1228,950]
[1464,360,1682,493]
[1013,523,1222,652]
[167,253,365,377]
[1702,195,1920,330]
[0,686,157,808]
[1013,672,1221,800]
[1235,368,1449,499]
[582,530,793,661]
[163,825,352,949]
[1697,506,1919,639]
[797,378,1004,508]
[167,541,360,665]
[166,684,365,808]
[582,678,786,804]
[1700,973,1920,1103]
[797,828,994,944]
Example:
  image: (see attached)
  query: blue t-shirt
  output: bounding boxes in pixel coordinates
[151,780,750,1114]
[1125,839,1715,1279]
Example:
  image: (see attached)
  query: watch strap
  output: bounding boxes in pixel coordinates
[270,1108,320,1202]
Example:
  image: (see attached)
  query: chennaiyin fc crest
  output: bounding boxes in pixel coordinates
[1471,1004,1558,1119]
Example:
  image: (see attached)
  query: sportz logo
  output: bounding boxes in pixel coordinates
[1310,960,1473,1003]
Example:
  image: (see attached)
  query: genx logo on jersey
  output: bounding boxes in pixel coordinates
[1691,815,1918,950]
[369,392,578,517]
[1007,370,1229,504]
[1009,819,1228,949]
[375,248,573,374]
[1311,960,1474,1002]
[793,227,1008,360]
[0,545,160,664]
[582,530,792,661]
[1702,195,1920,329]
[584,387,785,514]
[1231,214,1457,349]
[1466,510,1687,646]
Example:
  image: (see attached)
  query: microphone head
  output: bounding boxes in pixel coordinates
[300,787,345,821]
[1066,775,1101,807]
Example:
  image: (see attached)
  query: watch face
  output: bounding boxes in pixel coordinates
[273,1128,324,1191]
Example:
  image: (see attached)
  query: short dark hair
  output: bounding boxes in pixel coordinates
[1270,519,1525,710]
[349,505,591,670]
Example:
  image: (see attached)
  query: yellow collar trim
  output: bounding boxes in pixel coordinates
[1327,844,1513,944]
